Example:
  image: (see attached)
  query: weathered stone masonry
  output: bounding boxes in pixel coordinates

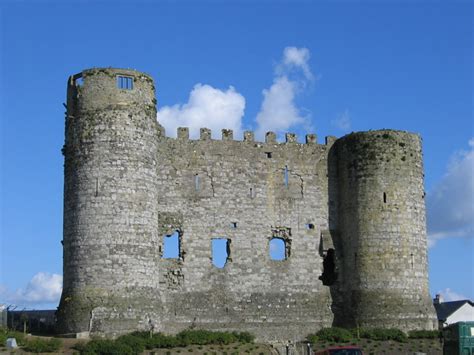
[57,68,437,341]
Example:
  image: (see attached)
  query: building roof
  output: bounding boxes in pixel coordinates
[434,300,474,321]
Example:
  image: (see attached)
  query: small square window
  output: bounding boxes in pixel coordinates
[117,76,134,90]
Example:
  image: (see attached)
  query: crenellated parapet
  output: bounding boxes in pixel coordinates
[160,127,335,147]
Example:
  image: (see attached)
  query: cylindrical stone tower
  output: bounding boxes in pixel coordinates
[57,68,161,334]
[333,130,437,330]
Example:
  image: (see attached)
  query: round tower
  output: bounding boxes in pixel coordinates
[57,68,161,334]
[333,130,437,330]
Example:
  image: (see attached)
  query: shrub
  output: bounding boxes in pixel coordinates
[176,330,252,346]
[408,330,441,339]
[73,339,135,355]
[0,328,27,346]
[234,331,255,343]
[23,338,62,353]
[145,333,179,349]
[116,334,146,353]
[309,327,353,343]
[356,328,407,343]
[74,329,255,353]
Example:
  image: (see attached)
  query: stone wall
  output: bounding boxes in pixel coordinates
[57,68,437,341]
[153,131,335,341]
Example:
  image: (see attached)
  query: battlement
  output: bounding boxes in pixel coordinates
[169,127,336,146]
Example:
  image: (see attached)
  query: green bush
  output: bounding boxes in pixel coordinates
[234,331,255,343]
[23,338,62,353]
[116,334,146,353]
[74,329,255,353]
[148,333,180,349]
[408,329,441,339]
[355,328,407,342]
[177,330,237,345]
[74,339,136,355]
[0,327,27,347]
[309,327,353,343]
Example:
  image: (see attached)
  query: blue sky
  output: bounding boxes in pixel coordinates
[0,0,472,309]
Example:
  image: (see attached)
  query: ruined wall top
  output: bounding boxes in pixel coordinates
[67,68,156,112]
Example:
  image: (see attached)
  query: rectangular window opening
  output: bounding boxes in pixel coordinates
[249,187,256,199]
[383,192,387,203]
[117,75,134,90]
[162,230,181,259]
[284,165,289,187]
[265,152,272,158]
[194,174,200,191]
[212,238,231,268]
[230,222,237,229]
[269,237,287,261]
[305,223,315,230]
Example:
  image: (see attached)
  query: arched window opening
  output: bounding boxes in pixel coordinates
[162,230,181,259]
[284,166,289,187]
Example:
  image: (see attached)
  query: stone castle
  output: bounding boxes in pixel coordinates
[57,68,437,341]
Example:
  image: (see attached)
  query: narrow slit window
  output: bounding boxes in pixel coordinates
[269,238,286,261]
[162,231,181,259]
[95,178,99,197]
[383,192,387,203]
[194,174,200,191]
[284,166,289,187]
[212,238,230,268]
[249,187,256,199]
[117,75,134,90]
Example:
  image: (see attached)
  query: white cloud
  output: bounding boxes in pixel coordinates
[0,272,62,307]
[277,46,313,81]
[156,46,314,142]
[331,109,351,132]
[256,47,313,139]
[256,77,308,138]
[437,288,468,302]
[427,138,474,247]
[157,84,245,139]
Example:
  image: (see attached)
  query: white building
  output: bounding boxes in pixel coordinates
[433,295,474,328]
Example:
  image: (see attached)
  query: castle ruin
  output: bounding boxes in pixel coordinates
[57,68,437,341]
